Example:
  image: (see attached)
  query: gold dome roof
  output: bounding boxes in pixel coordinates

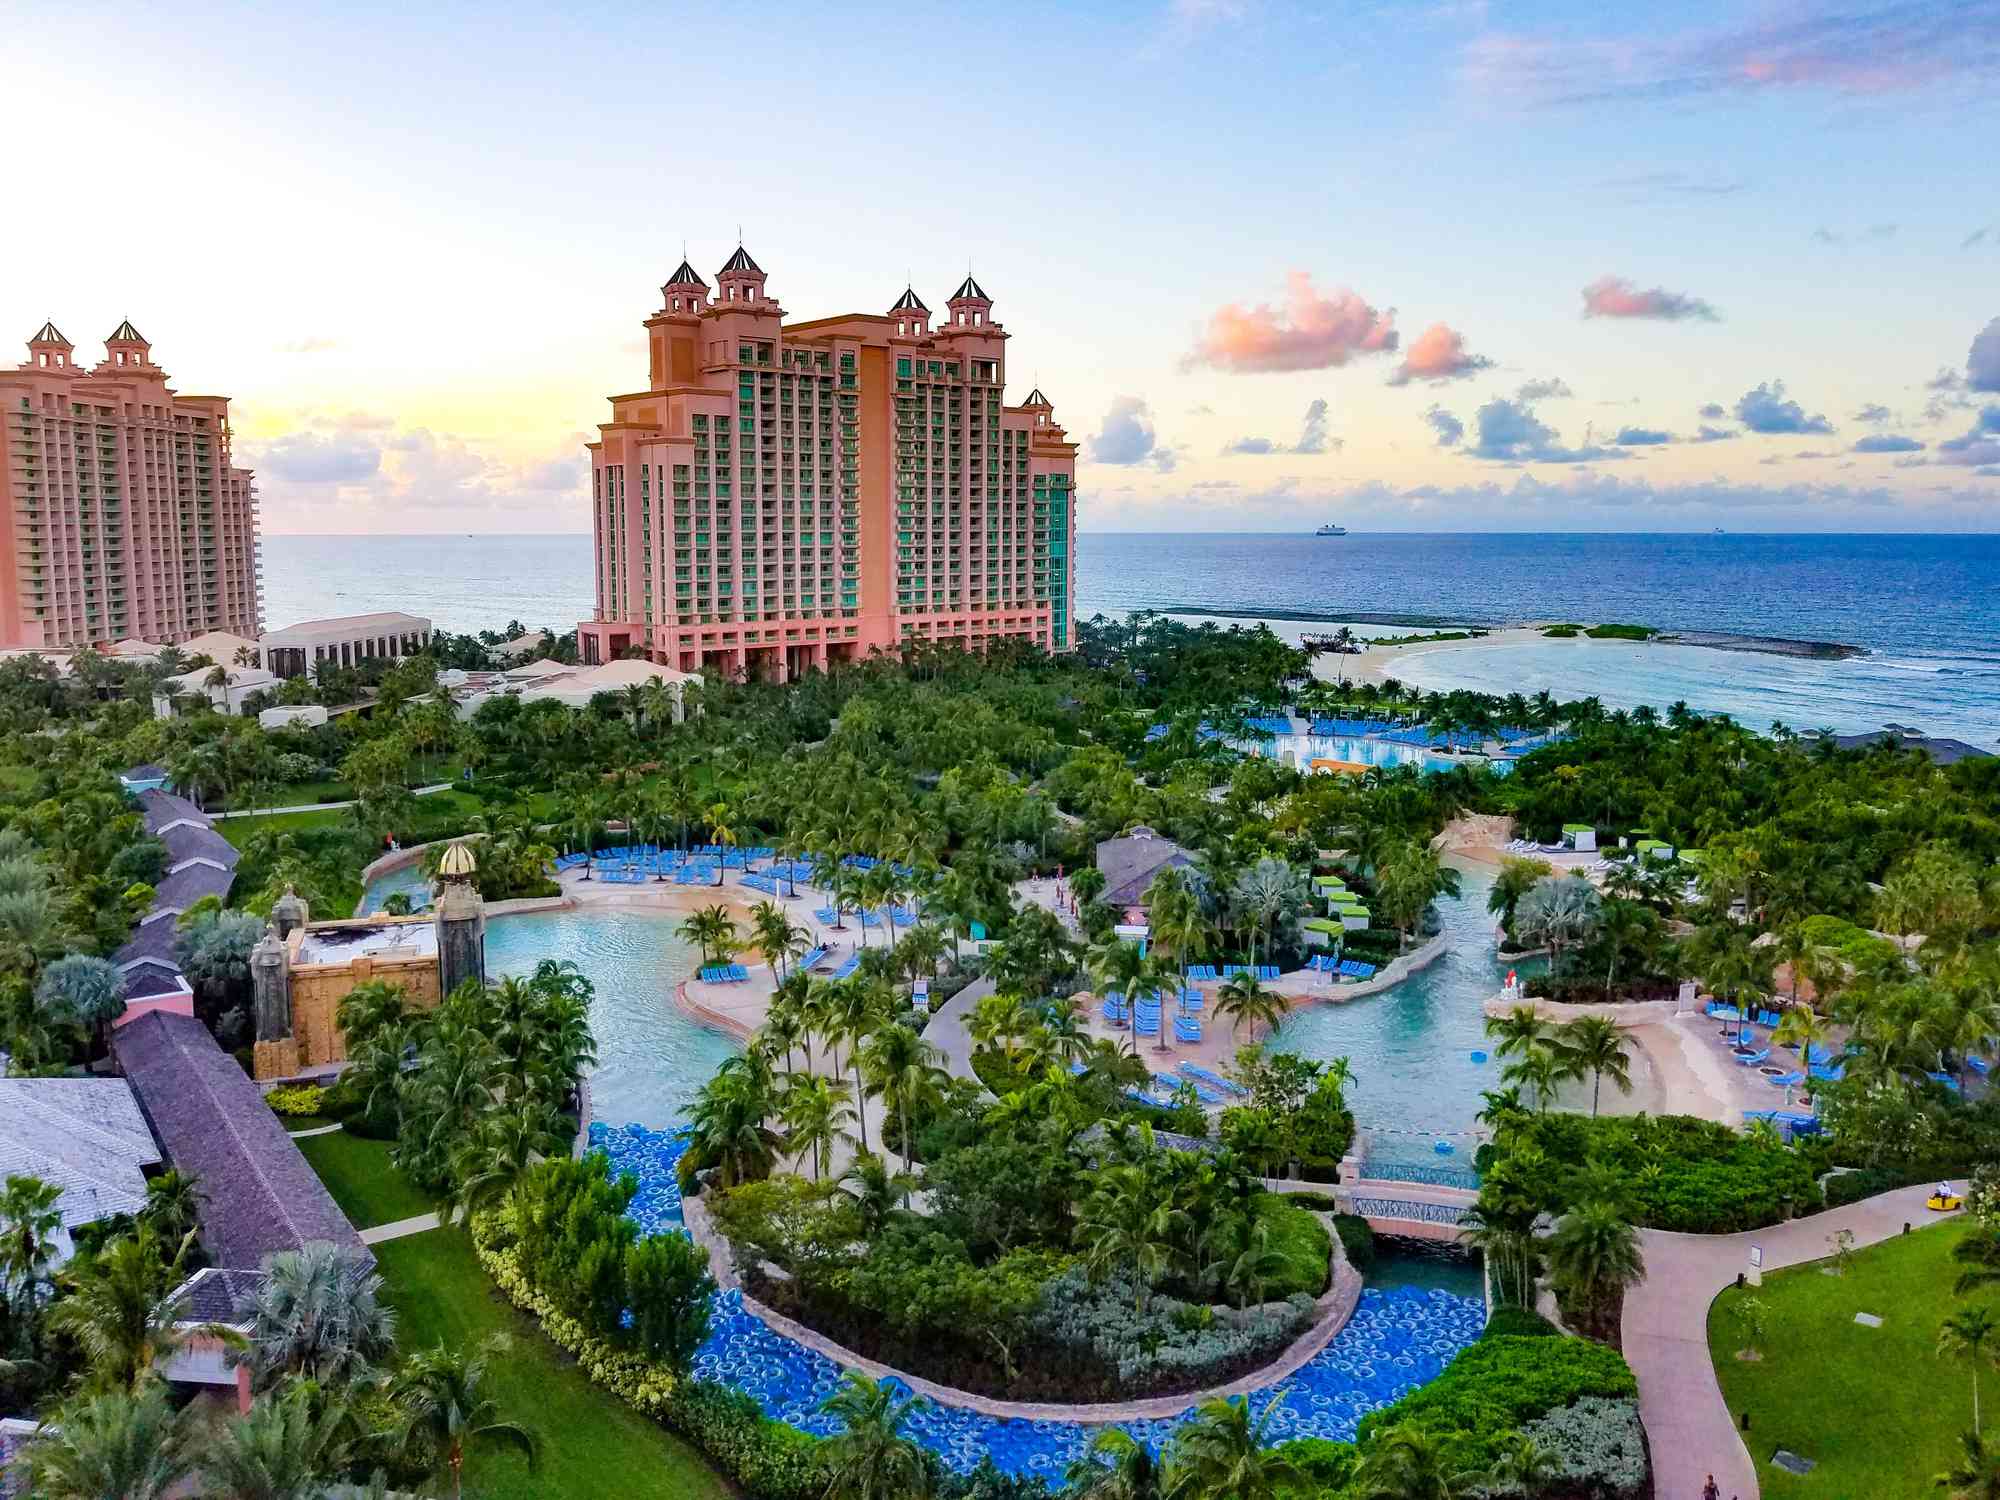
[438,840,478,878]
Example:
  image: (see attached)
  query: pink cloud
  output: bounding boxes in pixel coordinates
[1185,272,1398,373]
[1389,322,1493,385]
[1581,275,1719,321]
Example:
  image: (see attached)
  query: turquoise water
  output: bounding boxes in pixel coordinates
[1270,863,1526,1155]
[485,909,737,1129]
[1370,1238,1484,1300]
[358,863,433,913]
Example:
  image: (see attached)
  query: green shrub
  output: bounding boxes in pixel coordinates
[1584,622,1656,641]
[1481,1305,1559,1339]
[1284,1191,1341,1211]
[1516,1396,1648,1499]
[265,1082,327,1117]
[1502,1111,1818,1232]
[1253,1194,1332,1299]
[1273,1436,1358,1493]
[1796,913,1900,972]
[1332,1213,1376,1271]
[1353,1334,1638,1473]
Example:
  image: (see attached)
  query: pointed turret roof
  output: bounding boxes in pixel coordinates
[107,319,147,343]
[29,321,70,346]
[1024,387,1051,407]
[891,286,929,314]
[719,245,762,275]
[951,275,990,302]
[665,259,707,288]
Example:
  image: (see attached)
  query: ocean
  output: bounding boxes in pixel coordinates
[260,532,2000,746]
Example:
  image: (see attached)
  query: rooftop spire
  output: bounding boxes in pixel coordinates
[719,244,762,276]
[951,275,990,302]
[29,321,70,347]
[665,259,707,288]
[890,286,929,314]
[107,319,147,344]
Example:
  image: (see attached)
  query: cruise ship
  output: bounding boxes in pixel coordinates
[1314,522,1348,537]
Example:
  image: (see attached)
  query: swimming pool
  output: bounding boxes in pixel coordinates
[1271,863,1533,1165]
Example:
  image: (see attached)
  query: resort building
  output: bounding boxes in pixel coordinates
[151,660,283,717]
[109,781,240,1018]
[259,609,432,680]
[577,248,1078,679]
[0,1078,162,1267]
[1095,826,1196,922]
[0,322,262,650]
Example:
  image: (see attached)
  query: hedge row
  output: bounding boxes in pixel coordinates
[469,1215,829,1500]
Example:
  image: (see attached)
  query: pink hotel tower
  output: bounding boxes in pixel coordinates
[1,322,261,650]
[577,248,1076,678]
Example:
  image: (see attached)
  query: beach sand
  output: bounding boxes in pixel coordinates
[1311,624,1581,689]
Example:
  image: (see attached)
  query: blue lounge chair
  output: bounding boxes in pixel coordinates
[1179,1064,1244,1096]
[1969,1055,1992,1076]
[1257,965,1280,982]
[830,955,860,980]
[1134,1011,1160,1037]
[1174,1015,1202,1044]
[1732,1047,1770,1066]
[1180,989,1203,1010]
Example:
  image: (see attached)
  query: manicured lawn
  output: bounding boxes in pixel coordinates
[1710,1218,1974,1497]
[295,1129,434,1228]
[373,1229,733,1500]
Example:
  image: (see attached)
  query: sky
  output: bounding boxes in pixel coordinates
[5,0,1998,535]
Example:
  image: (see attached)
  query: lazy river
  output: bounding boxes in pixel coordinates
[356,864,1510,1472]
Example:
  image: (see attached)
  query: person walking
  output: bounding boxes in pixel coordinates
[1702,1477,1720,1500]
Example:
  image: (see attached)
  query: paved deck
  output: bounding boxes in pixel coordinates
[1624,1184,1958,1500]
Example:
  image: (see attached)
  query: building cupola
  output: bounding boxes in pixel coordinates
[102,319,152,371]
[26,321,73,371]
[662,258,709,316]
[946,275,993,330]
[716,244,767,305]
[890,285,930,338]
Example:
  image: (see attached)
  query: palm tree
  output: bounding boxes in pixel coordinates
[706,801,738,886]
[1353,1419,1489,1499]
[1487,855,1552,941]
[1064,1426,1165,1500]
[1941,1306,2000,1432]
[199,1383,356,1500]
[1554,1015,1633,1117]
[1076,1162,1185,1312]
[1162,1390,1301,1500]
[24,1386,192,1500]
[391,1338,539,1500]
[817,1371,934,1500]
[0,1173,65,1326]
[1545,1200,1646,1338]
[1483,1004,1547,1060]
[1939,1430,2000,1500]
[682,1064,782,1189]
[861,1022,948,1172]
[1231,857,1303,969]
[1773,1003,1835,1091]
[840,1151,915,1236]
[750,900,801,980]
[48,1227,223,1394]
[1215,971,1291,1043]
[239,1240,397,1390]
[677,904,739,967]
[1501,1043,1568,1112]
[780,1072,856,1181]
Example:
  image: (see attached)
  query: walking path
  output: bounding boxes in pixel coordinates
[216,782,451,820]
[1624,1184,1957,1500]
[359,1211,441,1245]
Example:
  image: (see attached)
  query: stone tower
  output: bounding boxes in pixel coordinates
[250,924,298,1079]
[271,885,309,941]
[432,840,486,997]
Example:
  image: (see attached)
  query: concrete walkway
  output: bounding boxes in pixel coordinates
[359,1212,441,1245]
[1624,1184,1958,1500]
[216,783,451,820]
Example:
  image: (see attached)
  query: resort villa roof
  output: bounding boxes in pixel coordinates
[1823,727,1993,764]
[1095,826,1195,909]
[113,1010,371,1270]
[108,787,238,1006]
[0,1079,161,1243]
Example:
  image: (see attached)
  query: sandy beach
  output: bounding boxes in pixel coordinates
[1310,624,1608,689]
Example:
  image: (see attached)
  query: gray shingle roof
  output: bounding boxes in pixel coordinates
[172,1266,268,1326]
[137,788,213,835]
[1095,828,1194,909]
[0,1079,161,1232]
[159,820,236,868]
[114,1011,371,1271]
[151,860,237,915]
[122,762,169,781]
